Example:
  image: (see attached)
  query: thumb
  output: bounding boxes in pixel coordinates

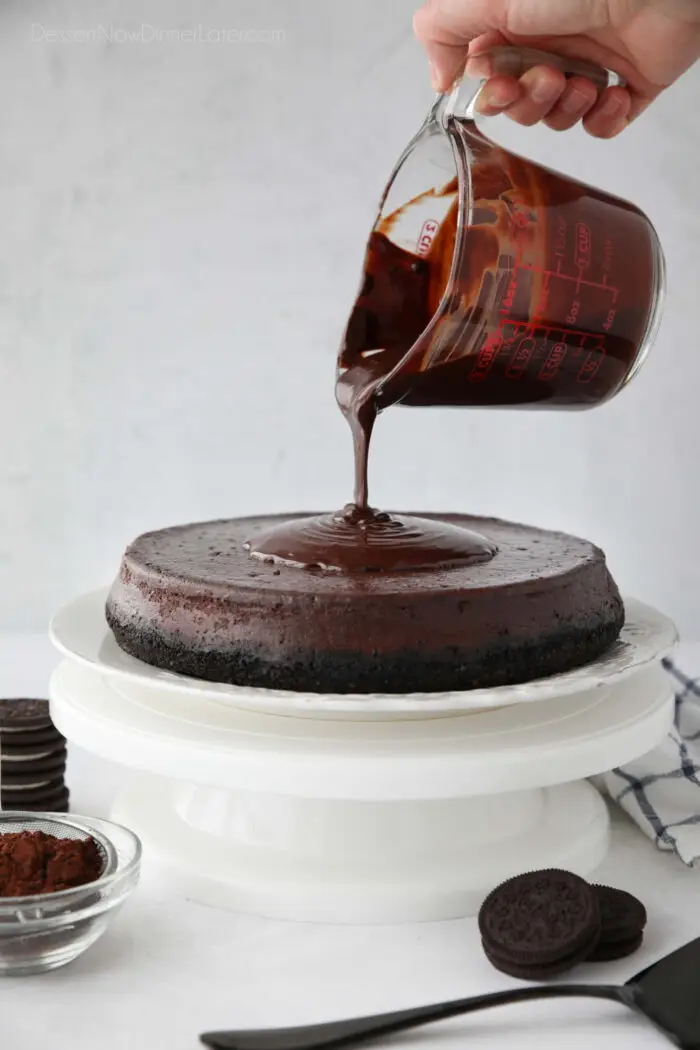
[413,0,507,90]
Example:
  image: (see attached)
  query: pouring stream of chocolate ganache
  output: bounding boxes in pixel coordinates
[247,343,496,571]
[245,171,497,572]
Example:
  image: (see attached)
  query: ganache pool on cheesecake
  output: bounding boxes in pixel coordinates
[105,512,624,695]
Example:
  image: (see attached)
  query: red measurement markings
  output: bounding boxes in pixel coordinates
[531,274,550,325]
[577,349,605,383]
[499,271,520,317]
[416,220,439,256]
[501,321,604,345]
[499,320,522,346]
[575,223,592,269]
[506,336,536,379]
[498,205,532,321]
[468,331,503,383]
[566,297,581,325]
[555,216,567,255]
[539,342,567,381]
[516,261,619,296]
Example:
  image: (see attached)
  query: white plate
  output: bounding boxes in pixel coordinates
[50,589,677,719]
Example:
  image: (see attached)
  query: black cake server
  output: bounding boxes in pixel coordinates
[201,936,700,1050]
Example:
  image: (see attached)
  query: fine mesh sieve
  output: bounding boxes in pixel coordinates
[0,812,118,885]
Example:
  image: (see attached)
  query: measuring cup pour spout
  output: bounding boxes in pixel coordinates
[337,46,665,414]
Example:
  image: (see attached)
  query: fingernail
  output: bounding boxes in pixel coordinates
[528,74,562,104]
[465,54,490,78]
[479,84,513,110]
[562,87,590,115]
[600,94,624,117]
[591,112,629,139]
[530,77,559,104]
[428,60,441,91]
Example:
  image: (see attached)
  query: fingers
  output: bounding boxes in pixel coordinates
[413,5,466,90]
[582,85,633,138]
[474,64,573,127]
[496,64,568,126]
[413,0,642,137]
[473,74,523,116]
[472,65,636,138]
[544,76,599,131]
[413,0,506,91]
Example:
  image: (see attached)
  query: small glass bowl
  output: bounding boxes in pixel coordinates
[0,812,141,976]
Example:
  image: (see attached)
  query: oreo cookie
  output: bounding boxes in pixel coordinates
[483,928,599,980]
[479,869,600,979]
[0,725,65,749]
[0,753,66,784]
[2,786,70,814]
[587,885,647,962]
[0,698,68,813]
[588,931,644,963]
[479,871,647,981]
[1,777,66,805]
[1,747,66,772]
[0,698,53,730]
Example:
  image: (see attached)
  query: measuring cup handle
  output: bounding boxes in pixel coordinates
[439,45,623,124]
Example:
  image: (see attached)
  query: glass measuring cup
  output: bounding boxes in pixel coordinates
[338,47,665,410]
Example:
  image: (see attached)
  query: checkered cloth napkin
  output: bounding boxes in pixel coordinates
[601,646,700,866]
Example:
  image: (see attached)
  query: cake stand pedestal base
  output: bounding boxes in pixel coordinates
[112,776,608,923]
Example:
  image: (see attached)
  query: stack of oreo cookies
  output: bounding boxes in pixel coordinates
[591,884,648,962]
[478,869,647,980]
[0,699,68,813]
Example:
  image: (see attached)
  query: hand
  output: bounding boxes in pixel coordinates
[414,0,700,137]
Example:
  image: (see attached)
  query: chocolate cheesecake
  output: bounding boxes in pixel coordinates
[106,513,624,695]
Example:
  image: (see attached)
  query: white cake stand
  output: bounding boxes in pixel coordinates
[49,592,677,924]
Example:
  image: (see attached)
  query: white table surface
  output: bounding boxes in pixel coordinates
[2,635,699,1050]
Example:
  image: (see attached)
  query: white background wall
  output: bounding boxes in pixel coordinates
[0,0,698,636]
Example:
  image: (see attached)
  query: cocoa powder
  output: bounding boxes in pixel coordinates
[0,830,103,896]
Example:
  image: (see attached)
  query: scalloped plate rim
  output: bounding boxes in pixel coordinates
[49,590,678,717]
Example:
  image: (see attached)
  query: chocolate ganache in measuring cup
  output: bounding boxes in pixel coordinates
[248,46,665,573]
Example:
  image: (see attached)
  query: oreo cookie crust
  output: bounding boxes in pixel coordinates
[479,870,600,967]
